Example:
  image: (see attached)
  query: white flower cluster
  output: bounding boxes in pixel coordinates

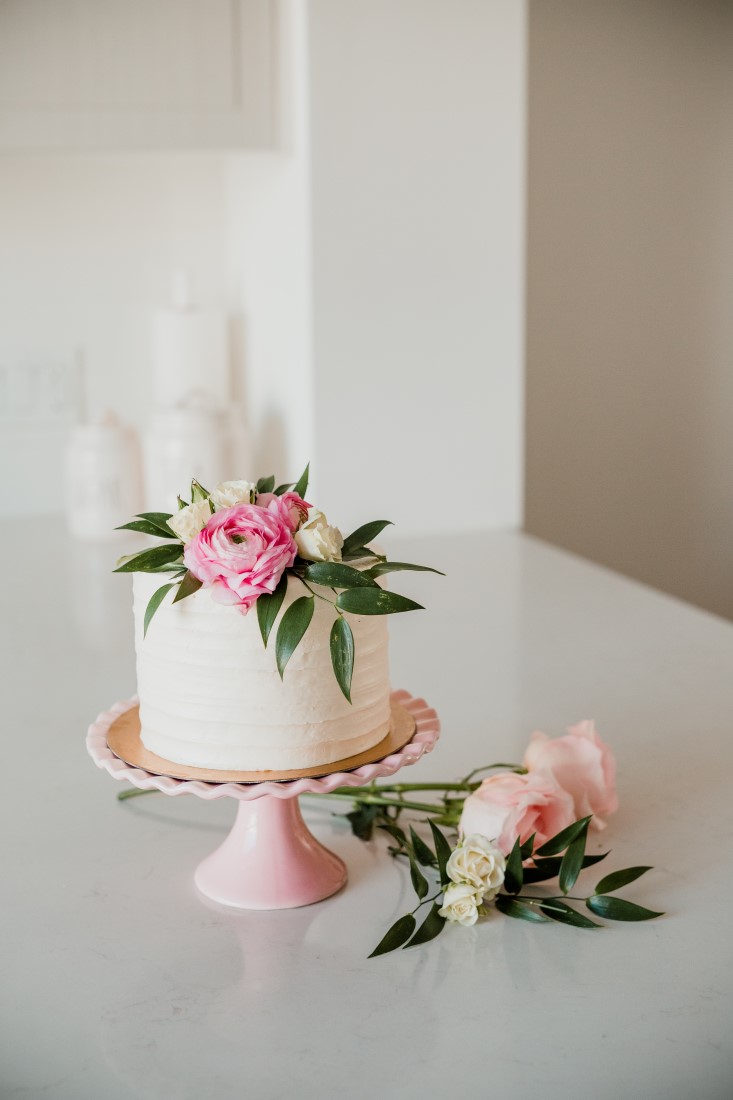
[438,834,506,927]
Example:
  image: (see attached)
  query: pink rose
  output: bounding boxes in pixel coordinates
[256,491,310,532]
[184,503,296,613]
[459,770,576,855]
[523,720,618,828]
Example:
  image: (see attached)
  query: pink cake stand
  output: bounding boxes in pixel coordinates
[87,689,440,910]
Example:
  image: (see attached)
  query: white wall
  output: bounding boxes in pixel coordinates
[307,0,526,535]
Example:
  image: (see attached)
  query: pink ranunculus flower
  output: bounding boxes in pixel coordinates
[523,720,618,829]
[459,770,576,856]
[256,491,311,532]
[183,503,297,613]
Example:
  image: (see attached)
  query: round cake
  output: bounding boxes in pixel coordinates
[132,571,391,771]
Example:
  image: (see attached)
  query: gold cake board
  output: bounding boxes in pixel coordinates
[107,700,417,784]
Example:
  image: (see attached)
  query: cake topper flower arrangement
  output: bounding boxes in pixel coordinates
[114,463,442,701]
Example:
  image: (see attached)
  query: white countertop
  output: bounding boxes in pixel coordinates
[1,525,732,1099]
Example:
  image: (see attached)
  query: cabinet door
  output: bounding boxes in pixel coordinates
[0,0,273,150]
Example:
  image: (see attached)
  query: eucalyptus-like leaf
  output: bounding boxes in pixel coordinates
[368,914,416,958]
[342,520,393,556]
[409,856,429,901]
[305,562,378,589]
[292,462,310,498]
[136,512,177,537]
[329,616,354,702]
[409,827,437,868]
[520,833,537,861]
[593,866,652,896]
[172,570,203,604]
[377,822,409,848]
[429,820,453,885]
[113,544,184,573]
[341,547,382,563]
[275,595,314,678]
[143,583,175,637]
[587,895,663,921]
[559,819,591,894]
[336,589,423,616]
[495,895,551,922]
[256,574,288,648]
[523,851,609,885]
[504,837,524,895]
[540,900,600,928]
[346,805,379,841]
[256,475,275,494]
[365,561,445,578]
[405,903,446,948]
[116,519,178,539]
[274,482,293,496]
[536,815,593,858]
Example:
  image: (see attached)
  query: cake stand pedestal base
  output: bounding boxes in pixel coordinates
[194,796,346,909]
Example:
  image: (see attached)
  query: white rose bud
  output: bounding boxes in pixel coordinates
[294,508,344,563]
[447,834,506,901]
[210,480,256,510]
[167,499,212,543]
[438,882,482,927]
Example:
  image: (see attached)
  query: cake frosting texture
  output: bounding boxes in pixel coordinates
[132,572,391,770]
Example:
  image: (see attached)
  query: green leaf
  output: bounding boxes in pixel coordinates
[559,819,591,894]
[368,914,416,958]
[409,826,437,868]
[540,900,601,928]
[256,475,275,494]
[172,570,203,604]
[136,512,177,537]
[143,583,175,637]
[275,595,315,678]
[304,562,378,589]
[365,561,445,578]
[409,856,429,901]
[191,479,210,502]
[341,547,382,563]
[116,519,178,539]
[329,617,354,702]
[256,574,288,648]
[505,837,524,895]
[405,902,446,948]
[113,544,184,573]
[593,866,652,896]
[523,851,609,884]
[292,462,310,498]
[336,589,423,616]
[429,820,453,885]
[346,804,379,841]
[587,895,663,921]
[377,822,409,848]
[274,482,293,496]
[520,833,537,861]
[495,895,551,922]
[536,815,593,857]
[342,520,393,555]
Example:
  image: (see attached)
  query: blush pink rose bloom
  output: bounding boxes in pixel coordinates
[255,491,310,532]
[183,503,297,612]
[459,771,576,855]
[523,720,618,829]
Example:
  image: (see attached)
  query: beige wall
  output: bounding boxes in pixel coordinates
[525,0,733,619]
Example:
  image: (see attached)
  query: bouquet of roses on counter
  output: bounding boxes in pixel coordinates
[313,720,664,956]
[114,464,441,702]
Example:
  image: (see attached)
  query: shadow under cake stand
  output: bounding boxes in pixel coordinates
[87,689,440,910]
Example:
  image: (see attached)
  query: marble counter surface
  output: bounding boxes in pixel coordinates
[1,524,731,1099]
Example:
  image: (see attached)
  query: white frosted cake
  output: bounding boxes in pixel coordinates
[133,571,391,771]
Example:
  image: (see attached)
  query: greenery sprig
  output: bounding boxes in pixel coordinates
[114,464,443,701]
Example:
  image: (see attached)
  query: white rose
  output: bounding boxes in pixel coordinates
[438,882,482,927]
[447,834,506,901]
[294,508,344,562]
[210,480,256,510]
[167,499,212,543]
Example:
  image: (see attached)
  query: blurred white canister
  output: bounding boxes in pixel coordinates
[64,414,143,540]
[151,275,229,409]
[143,399,230,512]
